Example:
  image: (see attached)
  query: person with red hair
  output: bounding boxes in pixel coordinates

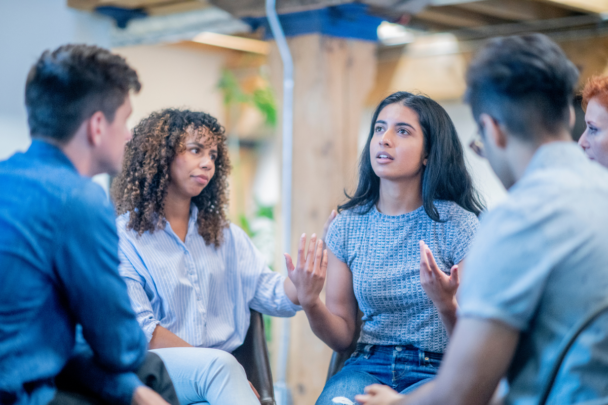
[579,75,608,168]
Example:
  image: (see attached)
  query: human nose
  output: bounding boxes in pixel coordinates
[379,129,393,147]
[199,154,213,170]
[578,130,589,149]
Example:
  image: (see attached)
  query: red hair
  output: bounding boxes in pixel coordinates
[582,75,608,112]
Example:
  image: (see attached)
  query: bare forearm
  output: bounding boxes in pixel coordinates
[436,298,458,336]
[149,325,192,349]
[302,298,355,352]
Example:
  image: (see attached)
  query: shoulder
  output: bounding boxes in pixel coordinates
[64,180,115,226]
[434,200,479,227]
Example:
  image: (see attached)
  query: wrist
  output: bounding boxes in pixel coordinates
[301,296,323,312]
[435,296,458,315]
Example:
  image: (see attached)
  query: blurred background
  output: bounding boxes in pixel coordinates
[1,1,607,404]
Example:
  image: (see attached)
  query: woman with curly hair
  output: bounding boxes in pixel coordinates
[579,75,608,168]
[112,108,328,405]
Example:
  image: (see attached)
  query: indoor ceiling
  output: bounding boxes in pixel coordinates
[68,0,608,40]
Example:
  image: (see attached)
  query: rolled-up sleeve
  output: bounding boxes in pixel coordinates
[118,246,160,342]
[250,269,301,317]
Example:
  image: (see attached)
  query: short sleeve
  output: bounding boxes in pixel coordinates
[449,209,480,264]
[457,203,576,331]
[325,213,348,263]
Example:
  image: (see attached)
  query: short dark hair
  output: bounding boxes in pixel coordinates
[339,91,485,221]
[25,44,141,143]
[465,34,579,141]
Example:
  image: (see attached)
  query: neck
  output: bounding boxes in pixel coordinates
[376,175,423,216]
[164,188,192,225]
[47,137,98,177]
[507,129,572,184]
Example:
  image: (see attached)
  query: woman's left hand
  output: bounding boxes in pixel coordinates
[354,384,405,405]
[419,240,459,312]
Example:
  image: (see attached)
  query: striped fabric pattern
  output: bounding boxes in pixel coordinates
[117,205,300,352]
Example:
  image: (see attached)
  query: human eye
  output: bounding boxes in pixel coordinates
[397,127,409,135]
[210,152,218,161]
[374,125,384,134]
[587,125,598,135]
[190,147,200,154]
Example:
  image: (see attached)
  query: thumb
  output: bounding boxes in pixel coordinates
[450,265,460,287]
[284,253,295,272]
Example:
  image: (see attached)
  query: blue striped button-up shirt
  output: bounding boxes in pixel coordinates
[117,206,300,352]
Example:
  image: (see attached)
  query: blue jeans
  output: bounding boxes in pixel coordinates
[150,347,259,405]
[316,344,442,405]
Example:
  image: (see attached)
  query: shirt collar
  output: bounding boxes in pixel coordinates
[522,141,586,179]
[26,139,78,173]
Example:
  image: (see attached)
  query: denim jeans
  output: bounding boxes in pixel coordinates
[316,344,442,405]
[150,347,259,405]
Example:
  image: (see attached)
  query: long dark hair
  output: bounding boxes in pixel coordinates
[339,91,484,221]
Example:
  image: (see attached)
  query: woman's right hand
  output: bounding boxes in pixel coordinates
[284,234,328,309]
[419,240,459,313]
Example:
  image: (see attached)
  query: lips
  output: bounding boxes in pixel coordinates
[375,151,394,162]
[191,174,209,185]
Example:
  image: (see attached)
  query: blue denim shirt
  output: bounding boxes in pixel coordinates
[0,140,146,405]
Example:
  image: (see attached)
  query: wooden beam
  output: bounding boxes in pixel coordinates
[269,34,377,405]
[537,0,608,14]
[456,0,577,21]
[416,5,509,28]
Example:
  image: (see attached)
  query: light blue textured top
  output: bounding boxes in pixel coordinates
[117,205,301,353]
[459,142,608,405]
[326,200,479,353]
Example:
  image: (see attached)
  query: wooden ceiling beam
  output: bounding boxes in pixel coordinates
[415,5,508,28]
[455,0,577,22]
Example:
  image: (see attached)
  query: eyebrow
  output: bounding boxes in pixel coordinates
[375,120,416,130]
[186,142,217,151]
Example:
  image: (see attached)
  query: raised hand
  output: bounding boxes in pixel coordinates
[354,384,405,405]
[419,240,459,312]
[284,233,328,308]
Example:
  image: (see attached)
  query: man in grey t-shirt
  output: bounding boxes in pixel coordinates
[355,34,608,405]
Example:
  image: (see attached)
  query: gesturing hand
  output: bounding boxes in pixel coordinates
[284,233,328,309]
[419,240,459,312]
[354,384,405,405]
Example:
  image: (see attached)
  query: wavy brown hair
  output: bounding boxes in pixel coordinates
[112,108,231,246]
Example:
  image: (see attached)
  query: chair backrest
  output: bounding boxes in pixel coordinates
[537,298,608,405]
[326,311,364,382]
[232,309,275,405]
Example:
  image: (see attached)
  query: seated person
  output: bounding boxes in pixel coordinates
[111,108,328,405]
[0,44,176,405]
[356,33,608,405]
[579,74,608,168]
[287,91,484,405]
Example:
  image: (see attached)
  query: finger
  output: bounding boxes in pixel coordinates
[296,233,306,268]
[419,241,432,276]
[364,384,383,394]
[320,249,329,279]
[450,264,460,287]
[313,239,324,276]
[354,394,371,404]
[248,381,260,400]
[322,210,337,240]
[425,245,443,278]
[284,253,295,272]
[305,234,317,272]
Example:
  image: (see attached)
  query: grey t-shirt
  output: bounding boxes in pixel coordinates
[326,200,479,353]
[459,142,608,405]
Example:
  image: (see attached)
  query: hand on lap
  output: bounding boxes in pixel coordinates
[355,384,405,405]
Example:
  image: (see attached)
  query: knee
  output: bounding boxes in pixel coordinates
[206,349,244,375]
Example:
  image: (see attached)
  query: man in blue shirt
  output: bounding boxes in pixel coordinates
[355,34,608,405]
[0,44,176,405]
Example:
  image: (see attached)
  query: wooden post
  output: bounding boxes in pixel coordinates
[269,34,376,405]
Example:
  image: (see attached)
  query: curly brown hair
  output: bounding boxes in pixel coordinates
[112,108,231,246]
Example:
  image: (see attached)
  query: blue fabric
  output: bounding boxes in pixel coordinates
[325,200,479,352]
[459,142,608,405]
[316,344,441,405]
[117,207,300,353]
[243,3,383,42]
[0,140,147,405]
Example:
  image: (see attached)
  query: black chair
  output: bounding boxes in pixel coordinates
[537,298,608,405]
[326,311,364,382]
[232,309,275,405]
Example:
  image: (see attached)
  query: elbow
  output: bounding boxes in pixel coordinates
[99,334,147,372]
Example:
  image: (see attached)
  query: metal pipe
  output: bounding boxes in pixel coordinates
[265,1,294,404]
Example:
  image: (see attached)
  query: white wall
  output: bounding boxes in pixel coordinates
[0,0,113,160]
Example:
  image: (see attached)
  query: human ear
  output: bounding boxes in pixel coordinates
[87,111,105,147]
[569,105,576,129]
[480,113,507,149]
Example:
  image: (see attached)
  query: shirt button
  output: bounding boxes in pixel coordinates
[395,346,402,351]
[425,357,429,361]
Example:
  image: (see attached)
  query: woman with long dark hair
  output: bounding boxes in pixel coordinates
[286,92,484,404]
